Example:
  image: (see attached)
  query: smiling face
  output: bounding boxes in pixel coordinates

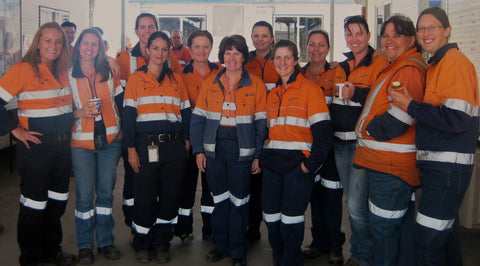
[223,46,244,73]
[251,26,274,54]
[307,33,330,64]
[416,14,450,56]
[79,33,100,63]
[38,28,64,67]
[146,37,169,67]
[273,47,298,80]
[345,23,371,56]
[135,16,157,46]
[189,36,212,63]
[381,23,415,62]
[171,30,183,48]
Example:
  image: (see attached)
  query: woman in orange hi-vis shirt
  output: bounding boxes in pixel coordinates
[0,22,76,266]
[68,28,123,264]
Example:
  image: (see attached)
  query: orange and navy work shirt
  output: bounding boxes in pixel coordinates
[353,48,427,186]
[68,68,122,150]
[262,71,333,174]
[123,66,191,147]
[171,45,192,67]
[245,50,279,91]
[302,61,336,105]
[330,46,389,142]
[180,61,222,109]
[0,62,73,135]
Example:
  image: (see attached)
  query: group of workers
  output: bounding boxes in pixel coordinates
[0,5,477,266]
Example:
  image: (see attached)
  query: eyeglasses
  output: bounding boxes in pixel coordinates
[417,25,444,33]
[172,36,181,39]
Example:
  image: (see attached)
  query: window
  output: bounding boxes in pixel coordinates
[274,16,323,63]
[376,4,390,49]
[158,16,206,44]
[39,6,69,26]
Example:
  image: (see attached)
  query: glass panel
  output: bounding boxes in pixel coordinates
[299,17,322,63]
[183,16,206,44]
[275,17,297,43]
[158,17,181,36]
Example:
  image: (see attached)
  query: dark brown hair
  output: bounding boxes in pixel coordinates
[187,30,213,47]
[218,35,249,65]
[273,39,301,73]
[71,28,110,82]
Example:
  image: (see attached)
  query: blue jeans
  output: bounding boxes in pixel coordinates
[334,140,371,264]
[415,169,472,266]
[72,139,121,250]
[367,169,414,266]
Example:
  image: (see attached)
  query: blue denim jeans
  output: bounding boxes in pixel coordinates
[334,140,371,264]
[367,169,414,266]
[415,168,472,266]
[72,139,121,249]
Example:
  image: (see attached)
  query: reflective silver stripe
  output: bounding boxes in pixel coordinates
[120,80,127,87]
[212,191,230,204]
[270,116,309,128]
[137,113,182,123]
[72,126,120,141]
[416,211,454,231]
[132,222,150,235]
[320,178,343,189]
[334,131,357,141]
[95,206,112,215]
[255,111,267,120]
[411,192,416,202]
[417,150,475,165]
[20,194,47,210]
[123,198,134,206]
[155,216,178,224]
[178,60,186,65]
[332,98,362,107]
[309,112,330,125]
[201,205,214,214]
[281,214,304,224]
[219,117,236,126]
[388,104,415,126]
[75,209,95,219]
[314,174,321,182]
[0,86,13,102]
[18,86,72,101]
[204,143,215,153]
[357,138,417,153]
[263,140,312,151]
[192,106,207,117]
[443,99,479,117]
[48,190,69,201]
[129,50,137,74]
[265,83,276,91]
[124,99,136,108]
[206,110,222,120]
[240,148,255,157]
[222,102,236,110]
[236,115,253,124]
[18,105,73,118]
[114,85,124,96]
[325,96,333,105]
[369,200,407,219]
[263,212,281,223]
[230,194,250,207]
[181,99,191,110]
[137,95,181,106]
[178,208,192,216]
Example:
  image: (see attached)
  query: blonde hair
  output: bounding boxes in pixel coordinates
[22,22,71,80]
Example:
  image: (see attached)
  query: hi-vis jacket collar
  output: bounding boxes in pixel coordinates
[275,70,300,87]
[428,43,458,66]
[342,45,375,68]
[248,49,274,61]
[213,68,252,90]
[130,43,142,57]
[183,61,219,74]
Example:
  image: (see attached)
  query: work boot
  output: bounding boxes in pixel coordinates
[78,249,94,265]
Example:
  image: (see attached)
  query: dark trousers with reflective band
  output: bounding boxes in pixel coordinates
[206,138,251,258]
[415,168,472,266]
[249,171,263,229]
[121,148,135,230]
[310,149,345,252]
[16,134,71,265]
[132,135,186,251]
[367,169,414,266]
[175,152,213,236]
[200,170,214,237]
[262,165,313,266]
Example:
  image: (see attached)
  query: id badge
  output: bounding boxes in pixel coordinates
[148,144,159,162]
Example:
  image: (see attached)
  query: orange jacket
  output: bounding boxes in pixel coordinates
[117,43,182,87]
[171,45,192,67]
[0,62,73,135]
[302,62,336,104]
[69,70,121,150]
[245,50,279,90]
[180,61,222,108]
[353,48,427,186]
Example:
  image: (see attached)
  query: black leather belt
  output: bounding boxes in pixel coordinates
[140,133,181,143]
